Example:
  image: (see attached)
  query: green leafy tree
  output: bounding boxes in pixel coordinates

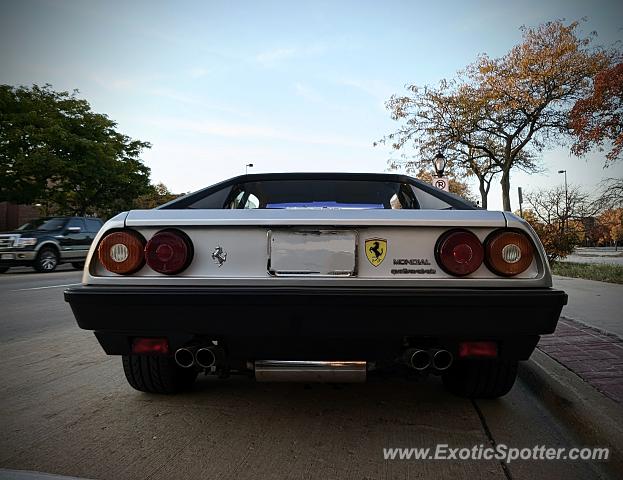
[0,84,152,216]
[134,182,180,209]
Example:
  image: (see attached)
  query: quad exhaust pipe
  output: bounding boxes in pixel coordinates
[403,348,453,372]
[174,345,221,369]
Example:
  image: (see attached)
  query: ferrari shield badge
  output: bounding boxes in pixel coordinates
[365,238,387,267]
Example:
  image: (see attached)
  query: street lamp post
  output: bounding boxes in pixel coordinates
[431,152,450,192]
[558,170,568,232]
[245,163,254,175]
[433,152,447,178]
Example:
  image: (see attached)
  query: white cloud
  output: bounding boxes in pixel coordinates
[333,77,393,100]
[145,88,252,118]
[89,73,137,91]
[145,116,367,149]
[255,43,327,66]
[147,87,196,104]
[188,67,209,79]
[255,48,297,65]
[293,82,325,104]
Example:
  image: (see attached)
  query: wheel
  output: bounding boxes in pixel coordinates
[122,355,197,394]
[71,262,85,270]
[442,359,518,399]
[34,247,59,272]
[0,267,8,273]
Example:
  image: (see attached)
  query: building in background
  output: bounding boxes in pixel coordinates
[0,202,40,231]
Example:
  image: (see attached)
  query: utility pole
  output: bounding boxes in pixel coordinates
[558,170,568,232]
[518,187,523,218]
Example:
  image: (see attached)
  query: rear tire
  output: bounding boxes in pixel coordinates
[122,355,197,394]
[34,247,59,272]
[442,359,518,399]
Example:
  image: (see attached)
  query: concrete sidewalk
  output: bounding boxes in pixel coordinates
[539,275,623,404]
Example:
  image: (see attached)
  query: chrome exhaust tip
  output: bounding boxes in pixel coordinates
[431,349,453,371]
[405,349,431,371]
[195,347,217,369]
[174,347,196,368]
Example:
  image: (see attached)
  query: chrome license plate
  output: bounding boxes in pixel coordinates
[268,230,357,276]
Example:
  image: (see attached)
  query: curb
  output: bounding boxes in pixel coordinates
[519,349,623,475]
[559,315,623,342]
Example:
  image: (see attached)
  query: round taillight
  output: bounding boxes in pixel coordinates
[145,229,193,275]
[485,230,534,276]
[435,229,484,277]
[98,230,146,275]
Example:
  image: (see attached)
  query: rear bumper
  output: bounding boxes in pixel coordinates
[65,285,567,360]
[0,250,37,266]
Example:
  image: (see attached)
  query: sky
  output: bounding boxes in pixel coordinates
[1,0,622,211]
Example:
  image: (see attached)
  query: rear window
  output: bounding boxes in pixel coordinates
[188,180,420,210]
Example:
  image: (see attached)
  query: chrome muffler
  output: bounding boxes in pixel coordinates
[254,360,367,383]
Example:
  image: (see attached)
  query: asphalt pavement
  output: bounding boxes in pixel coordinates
[0,266,82,342]
[0,269,618,479]
[553,275,623,338]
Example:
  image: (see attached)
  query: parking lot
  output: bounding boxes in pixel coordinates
[0,269,616,480]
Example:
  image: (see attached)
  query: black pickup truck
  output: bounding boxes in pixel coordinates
[0,216,103,273]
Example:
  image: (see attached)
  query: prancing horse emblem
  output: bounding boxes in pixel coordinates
[365,238,387,267]
[212,246,227,267]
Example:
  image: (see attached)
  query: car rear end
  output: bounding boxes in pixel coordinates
[65,207,566,397]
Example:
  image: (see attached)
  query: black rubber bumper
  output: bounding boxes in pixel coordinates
[65,285,567,337]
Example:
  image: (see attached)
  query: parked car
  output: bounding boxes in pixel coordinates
[0,216,103,273]
[64,173,567,398]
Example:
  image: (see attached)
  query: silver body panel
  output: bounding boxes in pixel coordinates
[83,209,553,288]
[124,208,508,227]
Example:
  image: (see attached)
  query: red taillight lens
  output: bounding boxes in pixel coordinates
[145,229,193,275]
[435,229,484,276]
[485,230,534,276]
[132,337,169,355]
[458,341,498,358]
[98,230,146,275]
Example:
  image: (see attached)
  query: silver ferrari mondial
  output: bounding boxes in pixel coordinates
[65,173,567,398]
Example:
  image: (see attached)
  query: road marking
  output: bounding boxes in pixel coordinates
[12,283,81,292]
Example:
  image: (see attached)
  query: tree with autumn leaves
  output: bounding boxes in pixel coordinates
[381,20,615,211]
[521,178,623,260]
[570,61,623,165]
